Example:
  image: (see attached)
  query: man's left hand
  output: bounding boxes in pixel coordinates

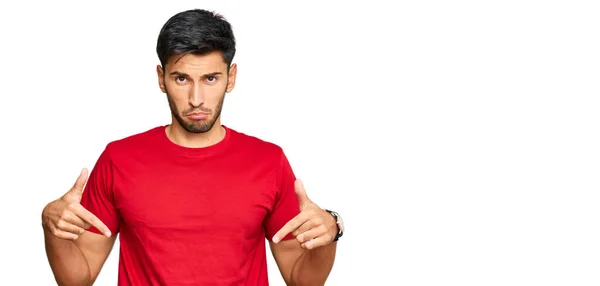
[272,180,337,249]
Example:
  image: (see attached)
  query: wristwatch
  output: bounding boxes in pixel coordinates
[325,209,344,242]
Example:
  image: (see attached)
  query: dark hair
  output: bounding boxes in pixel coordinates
[156,9,236,69]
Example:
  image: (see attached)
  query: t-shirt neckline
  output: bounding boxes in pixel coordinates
[156,124,232,157]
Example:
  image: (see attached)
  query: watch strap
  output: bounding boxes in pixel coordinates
[325,209,343,242]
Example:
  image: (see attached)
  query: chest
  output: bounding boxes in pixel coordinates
[112,163,277,238]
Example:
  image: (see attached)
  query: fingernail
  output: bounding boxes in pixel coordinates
[273,236,279,243]
[105,231,111,237]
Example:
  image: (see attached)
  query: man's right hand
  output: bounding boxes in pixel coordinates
[41,168,111,240]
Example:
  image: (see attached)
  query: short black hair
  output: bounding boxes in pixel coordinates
[156,9,236,69]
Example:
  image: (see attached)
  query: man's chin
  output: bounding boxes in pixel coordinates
[183,122,214,134]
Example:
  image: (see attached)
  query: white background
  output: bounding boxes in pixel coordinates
[1,1,599,285]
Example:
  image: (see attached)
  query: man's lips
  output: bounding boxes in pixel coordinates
[185,112,209,120]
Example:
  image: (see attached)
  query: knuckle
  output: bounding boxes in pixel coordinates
[62,211,74,221]
[314,218,324,225]
[310,221,319,228]
[60,209,71,218]
[67,203,78,211]
[62,194,76,203]
[56,219,66,228]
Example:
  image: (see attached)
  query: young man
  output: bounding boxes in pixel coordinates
[41,9,344,286]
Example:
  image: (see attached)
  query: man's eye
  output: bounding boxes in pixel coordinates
[206,76,216,82]
[176,76,186,83]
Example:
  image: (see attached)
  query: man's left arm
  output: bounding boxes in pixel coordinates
[270,180,343,286]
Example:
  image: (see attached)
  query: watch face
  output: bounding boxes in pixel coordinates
[333,211,344,233]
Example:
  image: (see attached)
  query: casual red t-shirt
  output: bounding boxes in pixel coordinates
[79,125,300,285]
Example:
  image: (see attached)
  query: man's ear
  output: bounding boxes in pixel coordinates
[156,65,166,93]
[226,63,237,93]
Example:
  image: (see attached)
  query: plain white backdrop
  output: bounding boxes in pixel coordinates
[1,0,599,285]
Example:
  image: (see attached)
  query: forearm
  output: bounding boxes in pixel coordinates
[44,228,91,286]
[291,242,337,286]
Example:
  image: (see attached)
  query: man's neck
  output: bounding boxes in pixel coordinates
[165,121,226,148]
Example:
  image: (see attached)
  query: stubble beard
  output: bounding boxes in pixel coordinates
[166,91,225,134]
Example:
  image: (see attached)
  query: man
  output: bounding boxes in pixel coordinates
[41,9,344,286]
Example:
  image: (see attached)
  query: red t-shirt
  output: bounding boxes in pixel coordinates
[80,125,300,285]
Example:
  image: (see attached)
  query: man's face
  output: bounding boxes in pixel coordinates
[157,51,237,133]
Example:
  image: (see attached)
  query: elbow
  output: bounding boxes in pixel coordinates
[290,279,326,286]
[55,273,92,286]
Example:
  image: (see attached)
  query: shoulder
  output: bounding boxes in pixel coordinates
[102,125,166,157]
[226,126,286,159]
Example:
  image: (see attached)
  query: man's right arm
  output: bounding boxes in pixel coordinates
[42,168,116,286]
[44,228,116,286]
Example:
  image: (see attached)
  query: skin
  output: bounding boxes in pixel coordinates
[156,51,234,147]
[42,51,338,286]
[271,180,339,285]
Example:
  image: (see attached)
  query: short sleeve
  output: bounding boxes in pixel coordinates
[264,150,301,241]
[79,144,120,236]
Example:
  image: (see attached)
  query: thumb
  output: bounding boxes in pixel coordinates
[294,179,311,208]
[70,168,89,197]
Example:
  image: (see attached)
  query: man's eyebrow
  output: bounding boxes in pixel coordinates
[169,71,223,77]
[170,71,188,77]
